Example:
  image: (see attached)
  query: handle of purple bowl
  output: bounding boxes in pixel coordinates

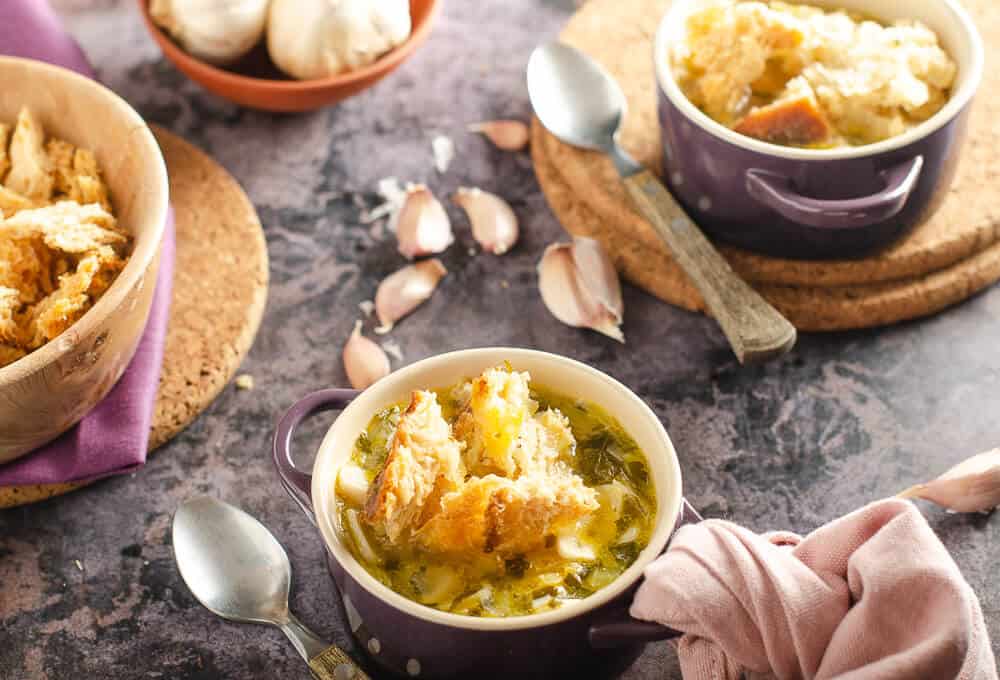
[273,388,360,524]
[588,498,702,650]
[745,155,923,230]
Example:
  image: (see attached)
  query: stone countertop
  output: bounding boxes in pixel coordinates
[2,1,999,678]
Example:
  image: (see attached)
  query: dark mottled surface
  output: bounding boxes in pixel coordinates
[2,1,999,678]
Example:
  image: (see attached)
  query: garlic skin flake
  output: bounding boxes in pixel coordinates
[343,320,390,390]
[898,449,1000,513]
[468,120,530,151]
[453,187,518,255]
[267,0,411,80]
[395,185,454,259]
[150,0,269,65]
[538,237,624,342]
[375,258,447,334]
[432,135,455,174]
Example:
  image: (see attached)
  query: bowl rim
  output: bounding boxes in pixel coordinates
[653,0,985,161]
[310,347,685,632]
[0,56,169,384]
[138,0,442,92]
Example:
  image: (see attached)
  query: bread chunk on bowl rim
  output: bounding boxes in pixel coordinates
[0,57,169,463]
[656,0,984,161]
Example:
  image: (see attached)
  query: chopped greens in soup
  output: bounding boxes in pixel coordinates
[334,365,657,617]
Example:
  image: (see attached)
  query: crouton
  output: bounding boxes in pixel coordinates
[735,94,831,146]
[365,390,466,543]
[416,472,598,556]
[5,109,54,202]
[454,367,536,477]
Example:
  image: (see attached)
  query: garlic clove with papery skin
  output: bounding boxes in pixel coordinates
[375,258,447,334]
[538,241,624,342]
[343,320,390,390]
[468,120,530,151]
[570,236,623,325]
[453,187,519,255]
[150,0,269,65]
[395,185,454,259]
[898,449,1000,513]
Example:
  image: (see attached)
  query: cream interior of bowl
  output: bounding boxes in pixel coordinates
[311,348,684,631]
[655,0,985,160]
[0,56,168,382]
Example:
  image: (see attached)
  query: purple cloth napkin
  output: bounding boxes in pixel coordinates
[0,0,176,486]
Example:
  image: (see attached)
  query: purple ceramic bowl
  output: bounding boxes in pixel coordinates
[274,348,697,679]
[654,0,984,259]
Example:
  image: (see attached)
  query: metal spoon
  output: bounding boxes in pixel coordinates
[172,496,369,680]
[527,42,797,364]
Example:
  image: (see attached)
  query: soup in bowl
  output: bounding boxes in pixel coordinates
[274,348,692,679]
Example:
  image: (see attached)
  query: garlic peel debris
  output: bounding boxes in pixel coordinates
[343,320,390,390]
[395,185,454,259]
[375,258,447,334]
[453,187,519,255]
[468,120,530,151]
[432,135,455,174]
[538,237,624,342]
[150,0,269,65]
[898,448,1000,513]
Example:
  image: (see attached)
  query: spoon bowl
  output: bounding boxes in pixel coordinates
[527,43,626,152]
[173,496,291,625]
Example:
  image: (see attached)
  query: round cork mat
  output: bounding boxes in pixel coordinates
[0,126,269,508]
[532,0,1000,302]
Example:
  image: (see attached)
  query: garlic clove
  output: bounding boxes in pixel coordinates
[395,185,454,259]
[374,258,447,334]
[468,120,530,151]
[538,243,624,342]
[452,187,519,255]
[343,320,390,390]
[898,449,1000,513]
[570,236,623,325]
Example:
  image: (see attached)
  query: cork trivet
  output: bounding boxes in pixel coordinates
[535,146,1000,330]
[0,127,269,508]
[533,0,1000,289]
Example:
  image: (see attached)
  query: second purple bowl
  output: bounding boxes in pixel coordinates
[653,0,984,260]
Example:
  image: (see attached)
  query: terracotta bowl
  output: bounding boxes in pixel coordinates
[138,0,442,112]
[0,57,169,464]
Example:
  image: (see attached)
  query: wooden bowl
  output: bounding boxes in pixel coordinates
[138,0,442,112]
[0,57,169,464]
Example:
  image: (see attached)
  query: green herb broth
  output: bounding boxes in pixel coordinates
[335,380,657,617]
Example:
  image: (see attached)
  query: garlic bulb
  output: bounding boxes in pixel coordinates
[375,259,447,334]
[538,237,624,342]
[343,320,390,390]
[468,120,530,151]
[395,185,454,259]
[150,0,269,65]
[898,449,1000,513]
[267,0,412,80]
[453,187,519,255]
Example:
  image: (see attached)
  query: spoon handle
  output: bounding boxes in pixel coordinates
[280,613,371,680]
[308,645,372,680]
[623,169,796,364]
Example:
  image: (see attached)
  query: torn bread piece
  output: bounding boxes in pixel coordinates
[5,108,54,202]
[0,185,33,219]
[416,472,598,556]
[734,77,831,146]
[453,366,536,477]
[365,390,466,544]
[3,202,123,253]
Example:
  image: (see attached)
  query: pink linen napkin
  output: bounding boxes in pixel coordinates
[0,0,176,486]
[631,499,997,680]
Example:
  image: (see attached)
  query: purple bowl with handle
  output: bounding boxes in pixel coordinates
[654,0,984,259]
[274,348,699,679]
